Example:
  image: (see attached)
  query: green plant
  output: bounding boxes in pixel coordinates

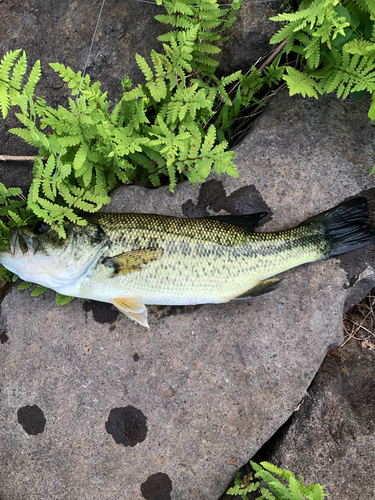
[2,0,374,298]
[270,0,375,175]
[0,0,288,301]
[270,0,375,109]
[226,461,327,500]
[0,0,287,239]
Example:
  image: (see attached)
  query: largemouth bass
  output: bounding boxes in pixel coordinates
[1,197,374,327]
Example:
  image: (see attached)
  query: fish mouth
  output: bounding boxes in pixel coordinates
[9,228,20,256]
[9,228,39,256]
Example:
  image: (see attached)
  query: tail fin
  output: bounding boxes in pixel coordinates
[300,197,375,259]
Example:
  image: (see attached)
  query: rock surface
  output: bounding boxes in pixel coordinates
[1,90,375,500]
[0,0,281,155]
[253,338,375,500]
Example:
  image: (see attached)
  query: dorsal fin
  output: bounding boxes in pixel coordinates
[204,212,268,232]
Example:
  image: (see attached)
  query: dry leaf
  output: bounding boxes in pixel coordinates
[361,340,375,350]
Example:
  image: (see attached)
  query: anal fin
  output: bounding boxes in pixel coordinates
[112,297,149,328]
[234,278,282,300]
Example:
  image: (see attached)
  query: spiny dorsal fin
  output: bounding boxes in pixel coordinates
[112,297,149,328]
[234,278,282,300]
[103,247,163,277]
[204,212,268,232]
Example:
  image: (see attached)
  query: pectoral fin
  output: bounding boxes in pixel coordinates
[103,247,163,278]
[234,278,282,300]
[112,297,149,328]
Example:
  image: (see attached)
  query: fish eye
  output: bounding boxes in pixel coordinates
[33,221,49,235]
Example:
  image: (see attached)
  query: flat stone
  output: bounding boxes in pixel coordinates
[257,338,375,500]
[1,90,375,499]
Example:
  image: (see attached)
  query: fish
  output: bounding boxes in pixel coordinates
[0,197,375,328]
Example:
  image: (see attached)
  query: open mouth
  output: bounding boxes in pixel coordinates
[9,228,39,256]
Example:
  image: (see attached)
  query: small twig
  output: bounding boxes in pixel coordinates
[258,38,289,73]
[349,321,375,337]
[0,155,38,162]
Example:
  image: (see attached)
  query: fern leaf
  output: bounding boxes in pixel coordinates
[155,14,195,29]
[31,284,48,297]
[305,36,321,69]
[18,281,33,291]
[287,476,305,500]
[257,488,276,500]
[23,59,41,97]
[73,143,89,170]
[167,162,177,192]
[147,78,167,102]
[344,39,375,56]
[9,51,27,92]
[50,62,86,95]
[305,483,327,500]
[196,42,221,55]
[283,67,323,98]
[28,177,42,204]
[42,155,56,201]
[0,49,22,83]
[135,54,154,81]
[55,292,74,305]
[200,124,216,156]
[0,85,10,119]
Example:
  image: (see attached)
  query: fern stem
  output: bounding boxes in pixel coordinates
[258,38,288,73]
[0,155,38,161]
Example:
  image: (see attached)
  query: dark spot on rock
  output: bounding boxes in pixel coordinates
[82,300,119,324]
[0,332,9,344]
[17,405,46,435]
[105,406,147,446]
[182,179,272,223]
[133,353,140,362]
[109,324,116,332]
[141,472,172,500]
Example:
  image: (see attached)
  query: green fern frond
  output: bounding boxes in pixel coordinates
[9,51,27,94]
[320,49,375,97]
[135,54,154,81]
[18,281,34,291]
[0,84,10,119]
[31,284,49,297]
[73,143,89,171]
[0,49,22,84]
[23,60,41,97]
[55,293,74,305]
[283,67,323,98]
[344,38,375,55]
[50,62,90,95]
[0,50,24,117]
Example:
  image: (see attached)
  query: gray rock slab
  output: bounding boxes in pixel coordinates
[0,0,281,155]
[1,90,375,500]
[257,338,375,500]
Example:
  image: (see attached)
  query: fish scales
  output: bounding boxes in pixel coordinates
[1,197,374,327]
[77,213,327,306]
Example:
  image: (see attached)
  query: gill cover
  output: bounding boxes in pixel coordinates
[0,220,108,289]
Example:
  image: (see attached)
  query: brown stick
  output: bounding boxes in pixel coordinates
[258,38,289,73]
[0,155,38,161]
